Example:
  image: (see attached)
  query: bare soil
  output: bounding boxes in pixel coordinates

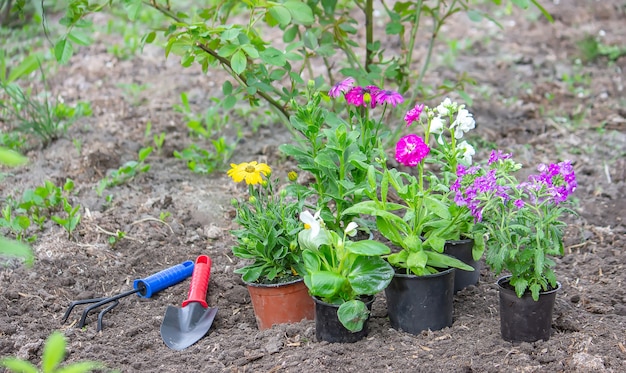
[1,1,626,372]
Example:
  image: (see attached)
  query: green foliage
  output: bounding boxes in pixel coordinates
[171,92,237,173]
[0,179,81,242]
[0,331,103,373]
[173,141,233,174]
[116,82,149,106]
[0,142,31,266]
[52,0,551,124]
[577,34,626,63]
[230,169,309,283]
[0,58,92,148]
[298,216,394,332]
[96,147,153,196]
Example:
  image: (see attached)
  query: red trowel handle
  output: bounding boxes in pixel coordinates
[182,255,211,308]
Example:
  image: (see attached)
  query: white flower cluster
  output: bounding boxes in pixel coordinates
[426,98,477,165]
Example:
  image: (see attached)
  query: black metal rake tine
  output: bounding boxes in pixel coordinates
[96,300,120,332]
[62,297,109,324]
[77,288,139,329]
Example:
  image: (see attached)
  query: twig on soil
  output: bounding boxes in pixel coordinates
[94,225,144,243]
[565,241,589,253]
[130,216,174,235]
[604,163,612,184]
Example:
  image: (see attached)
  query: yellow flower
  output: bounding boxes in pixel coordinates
[227,161,271,185]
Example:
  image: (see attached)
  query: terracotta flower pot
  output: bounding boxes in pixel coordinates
[245,278,315,330]
[497,275,561,342]
[442,238,481,293]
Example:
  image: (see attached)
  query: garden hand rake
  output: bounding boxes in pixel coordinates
[62,260,194,331]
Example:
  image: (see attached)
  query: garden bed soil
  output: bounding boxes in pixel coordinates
[1,1,626,372]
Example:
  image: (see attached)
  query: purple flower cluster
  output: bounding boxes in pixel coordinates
[329,78,404,109]
[451,164,510,222]
[452,150,577,222]
[524,160,577,204]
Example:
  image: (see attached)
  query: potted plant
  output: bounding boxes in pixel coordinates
[344,98,482,335]
[280,78,405,233]
[298,210,394,343]
[452,150,577,342]
[228,161,314,330]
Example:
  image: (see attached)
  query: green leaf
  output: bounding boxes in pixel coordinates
[138,147,153,161]
[223,95,236,109]
[423,195,451,220]
[0,237,33,266]
[0,358,38,373]
[240,44,259,59]
[222,80,233,95]
[269,5,292,27]
[347,256,394,294]
[284,0,314,25]
[123,0,142,21]
[142,31,156,44]
[230,50,247,75]
[308,271,345,298]
[283,25,298,43]
[67,31,92,46]
[7,54,41,83]
[425,251,474,271]
[345,240,390,256]
[337,300,369,332]
[407,251,428,269]
[54,39,74,64]
[0,148,28,166]
[42,332,66,373]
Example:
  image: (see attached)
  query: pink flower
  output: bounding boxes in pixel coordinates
[345,85,380,108]
[329,77,355,98]
[404,103,424,127]
[375,89,404,107]
[395,134,430,167]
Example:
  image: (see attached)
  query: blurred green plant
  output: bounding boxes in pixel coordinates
[0,51,92,148]
[577,34,626,63]
[0,179,81,242]
[0,331,103,373]
[96,146,153,196]
[0,143,31,265]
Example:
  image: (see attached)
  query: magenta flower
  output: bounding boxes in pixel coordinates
[514,199,525,209]
[375,89,404,107]
[345,85,380,108]
[329,77,355,98]
[395,134,430,167]
[404,103,425,127]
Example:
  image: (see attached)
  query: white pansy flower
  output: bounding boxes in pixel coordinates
[452,108,475,139]
[429,115,445,135]
[457,141,475,165]
[344,222,358,237]
[436,97,454,116]
[300,210,321,238]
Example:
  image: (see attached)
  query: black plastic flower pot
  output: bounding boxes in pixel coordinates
[313,296,374,343]
[443,238,480,293]
[384,268,455,335]
[497,275,561,342]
